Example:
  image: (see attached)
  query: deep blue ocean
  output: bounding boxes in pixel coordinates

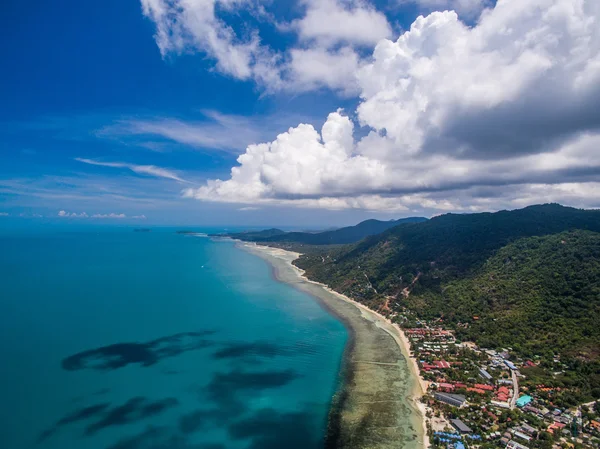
[0,227,347,449]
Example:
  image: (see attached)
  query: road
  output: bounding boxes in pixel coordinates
[510,369,519,409]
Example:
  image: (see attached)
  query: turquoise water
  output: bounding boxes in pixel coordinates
[0,228,347,449]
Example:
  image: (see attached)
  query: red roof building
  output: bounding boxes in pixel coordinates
[468,388,488,395]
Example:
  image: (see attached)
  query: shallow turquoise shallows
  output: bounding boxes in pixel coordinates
[0,228,347,449]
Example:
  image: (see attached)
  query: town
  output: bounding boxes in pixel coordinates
[399,323,600,449]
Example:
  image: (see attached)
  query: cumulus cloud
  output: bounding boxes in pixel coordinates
[293,0,392,47]
[140,0,390,94]
[399,0,493,19]
[184,0,600,212]
[75,158,190,183]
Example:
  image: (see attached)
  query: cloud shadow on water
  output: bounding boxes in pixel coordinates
[61,331,217,371]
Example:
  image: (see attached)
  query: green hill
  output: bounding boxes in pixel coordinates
[295,205,600,358]
[437,230,600,358]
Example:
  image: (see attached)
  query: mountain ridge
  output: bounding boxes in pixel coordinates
[218,216,428,245]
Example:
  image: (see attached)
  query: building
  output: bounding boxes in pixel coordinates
[513,431,531,442]
[451,419,473,434]
[434,392,467,407]
[519,424,536,435]
[491,400,511,409]
[438,382,455,392]
[505,360,518,370]
[516,395,532,408]
[507,440,529,449]
[479,368,493,381]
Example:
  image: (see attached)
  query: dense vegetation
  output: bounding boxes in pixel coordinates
[294,204,600,399]
[219,217,427,245]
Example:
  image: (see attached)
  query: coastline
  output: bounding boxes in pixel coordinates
[239,242,430,449]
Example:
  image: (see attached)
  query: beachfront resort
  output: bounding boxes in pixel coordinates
[397,322,600,449]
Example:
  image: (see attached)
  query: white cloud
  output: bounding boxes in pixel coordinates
[293,0,392,47]
[140,0,389,94]
[184,0,600,212]
[58,210,89,218]
[288,47,362,94]
[57,210,141,219]
[75,158,190,183]
[98,110,318,153]
[400,0,492,19]
[91,213,126,219]
[0,212,9,216]
[140,0,280,83]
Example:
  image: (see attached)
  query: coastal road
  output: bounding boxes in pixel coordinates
[510,370,519,409]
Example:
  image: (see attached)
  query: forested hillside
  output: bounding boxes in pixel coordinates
[295,205,600,362]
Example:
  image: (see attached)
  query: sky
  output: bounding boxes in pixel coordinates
[1,0,599,226]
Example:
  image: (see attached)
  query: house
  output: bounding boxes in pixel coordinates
[519,424,536,435]
[468,387,488,395]
[513,431,531,442]
[548,422,566,433]
[474,383,494,391]
[479,368,493,381]
[516,395,532,408]
[438,382,455,392]
[491,400,511,409]
[434,392,467,407]
[506,440,529,449]
[451,419,473,434]
[434,360,451,369]
[505,360,518,370]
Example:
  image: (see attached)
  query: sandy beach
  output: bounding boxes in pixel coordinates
[240,242,430,449]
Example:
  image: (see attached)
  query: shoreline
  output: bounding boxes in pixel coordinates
[239,242,430,449]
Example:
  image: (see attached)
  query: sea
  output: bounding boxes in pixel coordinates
[0,226,348,449]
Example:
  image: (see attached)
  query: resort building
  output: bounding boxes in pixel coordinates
[434,392,467,407]
[504,360,518,370]
[479,368,493,381]
[451,419,473,434]
[516,395,533,408]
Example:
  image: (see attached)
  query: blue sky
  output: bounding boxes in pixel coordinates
[1,0,599,226]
